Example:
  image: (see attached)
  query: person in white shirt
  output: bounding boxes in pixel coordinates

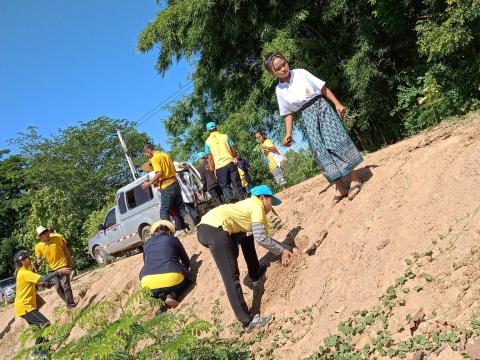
[264,52,364,205]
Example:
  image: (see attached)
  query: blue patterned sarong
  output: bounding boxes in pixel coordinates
[299,96,363,182]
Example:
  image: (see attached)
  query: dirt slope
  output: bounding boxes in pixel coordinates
[2,113,480,359]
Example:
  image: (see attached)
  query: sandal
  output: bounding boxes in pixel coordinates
[348,183,363,201]
[332,193,348,207]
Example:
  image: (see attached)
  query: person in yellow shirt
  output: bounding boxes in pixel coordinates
[204,122,245,202]
[35,226,76,308]
[141,144,196,230]
[255,131,288,189]
[197,184,293,333]
[14,250,71,357]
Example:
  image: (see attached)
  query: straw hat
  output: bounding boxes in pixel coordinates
[173,162,189,172]
[36,226,49,238]
[150,220,175,235]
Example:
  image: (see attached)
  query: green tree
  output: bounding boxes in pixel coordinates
[11,117,153,269]
[282,149,320,187]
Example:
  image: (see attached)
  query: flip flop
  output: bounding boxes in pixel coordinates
[348,183,363,201]
[332,193,347,207]
[165,294,179,309]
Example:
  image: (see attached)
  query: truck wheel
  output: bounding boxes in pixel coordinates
[94,246,113,266]
[141,226,152,242]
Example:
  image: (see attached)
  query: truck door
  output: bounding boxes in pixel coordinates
[104,208,122,254]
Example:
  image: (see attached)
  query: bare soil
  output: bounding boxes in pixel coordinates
[2,113,480,359]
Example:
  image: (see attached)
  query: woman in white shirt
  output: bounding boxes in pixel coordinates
[264,52,363,205]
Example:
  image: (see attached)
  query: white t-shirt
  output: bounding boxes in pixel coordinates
[275,69,326,116]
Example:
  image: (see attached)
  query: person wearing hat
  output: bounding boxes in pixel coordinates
[34,226,76,308]
[204,122,245,203]
[139,220,191,312]
[197,184,294,332]
[174,161,200,225]
[14,250,71,357]
[196,151,224,207]
[141,144,196,230]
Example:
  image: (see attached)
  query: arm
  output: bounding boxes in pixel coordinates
[141,170,163,190]
[61,241,75,269]
[321,86,345,118]
[251,222,291,258]
[207,154,216,173]
[175,238,190,270]
[37,268,71,285]
[230,147,238,164]
[282,114,294,146]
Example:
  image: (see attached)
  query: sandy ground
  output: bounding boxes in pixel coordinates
[2,113,480,359]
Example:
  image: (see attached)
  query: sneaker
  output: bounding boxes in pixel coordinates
[252,263,268,288]
[165,294,179,309]
[67,303,77,309]
[244,314,273,333]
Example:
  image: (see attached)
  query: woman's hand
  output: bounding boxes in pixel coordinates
[282,135,293,147]
[335,103,346,118]
[281,249,293,266]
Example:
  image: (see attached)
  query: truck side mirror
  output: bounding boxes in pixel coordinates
[97,224,105,231]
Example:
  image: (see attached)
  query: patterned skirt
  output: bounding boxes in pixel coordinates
[299,96,363,182]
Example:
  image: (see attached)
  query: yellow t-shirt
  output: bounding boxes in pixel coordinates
[238,167,248,188]
[261,139,278,172]
[141,272,185,290]
[205,131,234,169]
[34,233,68,270]
[200,196,269,235]
[150,150,177,190]
[14,267,41,316]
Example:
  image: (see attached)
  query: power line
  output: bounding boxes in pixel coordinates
[137,80,194,124]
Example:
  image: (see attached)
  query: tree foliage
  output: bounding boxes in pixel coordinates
[137,0,480,164]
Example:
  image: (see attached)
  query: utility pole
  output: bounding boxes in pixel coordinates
[117,130,137,180]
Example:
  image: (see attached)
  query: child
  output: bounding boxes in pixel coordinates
[264,52,363,205]
[14,250,71,358]
[255,131,288,189]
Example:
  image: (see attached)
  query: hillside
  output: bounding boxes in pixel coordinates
[2,113,480,359]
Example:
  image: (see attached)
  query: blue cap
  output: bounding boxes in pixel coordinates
[250,184,282,206]
[196,151,206,161]
[206,122,217,131]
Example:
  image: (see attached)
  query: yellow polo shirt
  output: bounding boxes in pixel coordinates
[205,131,235,169]
[34,233,68,270]
[15,266,41,316]
[261,139,278,172]
[151,150,177,190]
[200,196,269,235]
[141,273,185,290]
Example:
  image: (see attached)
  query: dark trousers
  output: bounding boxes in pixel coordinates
[197,224,260,325]
[51,271,75,306]
[216,162,245,202]
[21,309,49,346]
[208,186,224,207]
[151,277,191,300]
[185,202,199,224]
[160,181,189,221]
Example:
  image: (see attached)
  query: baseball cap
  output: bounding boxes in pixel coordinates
[250,185,282,206]
[14,250,30,265]
[206,122,217,131]
[196,151,206,161]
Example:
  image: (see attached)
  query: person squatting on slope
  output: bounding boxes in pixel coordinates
[255,131,288,189]
[197,185,294,332]
[264,52,364,206]
[141,144,196,231]
[14,250,71,358]
[196,151,225,207]
[204,122,245,203]
[139,220,191,314]
[34,226,76,308]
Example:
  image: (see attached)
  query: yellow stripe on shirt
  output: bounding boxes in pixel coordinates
[141,272,185,290]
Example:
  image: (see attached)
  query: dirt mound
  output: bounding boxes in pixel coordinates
[2,113,480,359]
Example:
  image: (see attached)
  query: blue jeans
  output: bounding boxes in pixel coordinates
[159,181,189,221]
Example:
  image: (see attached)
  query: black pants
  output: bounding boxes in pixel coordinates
[51,271,75,307]
[215,162,245,202]
[208,186,224,207]
[151,277,191,300]
[160,181,189,221]
[197,224,260,325]
[21,309,49,346]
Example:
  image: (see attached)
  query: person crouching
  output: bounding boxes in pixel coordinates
[139,220,191,313]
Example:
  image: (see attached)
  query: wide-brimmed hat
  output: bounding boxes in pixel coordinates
[150,220,176,235]
[206,122,217,131]
[36,226,49,238]
[173,161,189,172]
[250,185,282,206]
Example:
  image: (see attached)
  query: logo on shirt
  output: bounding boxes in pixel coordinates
[305,88,312,96]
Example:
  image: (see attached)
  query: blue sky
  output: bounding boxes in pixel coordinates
[0,0,191,153]
[0,1,305,159]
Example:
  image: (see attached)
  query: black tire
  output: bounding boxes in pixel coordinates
[141,226,152,242]
[94,246,113,267]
